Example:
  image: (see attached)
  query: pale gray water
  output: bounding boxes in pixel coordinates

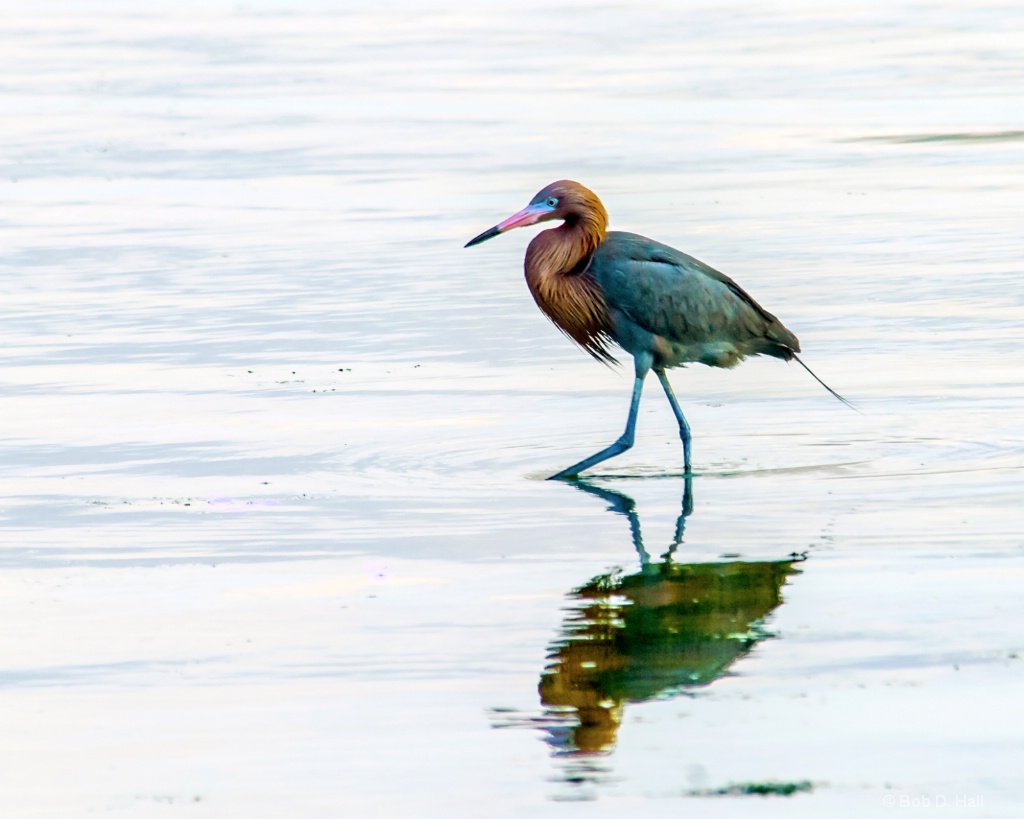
[1,1,1023,816]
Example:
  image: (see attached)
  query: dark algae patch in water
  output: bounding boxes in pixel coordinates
[844,129,1024,143]
[692,780,815,797]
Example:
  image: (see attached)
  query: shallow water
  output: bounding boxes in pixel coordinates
[1,1,1023,816]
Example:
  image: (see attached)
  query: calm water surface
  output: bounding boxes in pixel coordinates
[1,1,1023,816]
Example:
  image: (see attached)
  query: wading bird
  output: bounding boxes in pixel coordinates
[465,180,848,480]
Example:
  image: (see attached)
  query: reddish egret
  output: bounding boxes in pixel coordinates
[465,180,848,480]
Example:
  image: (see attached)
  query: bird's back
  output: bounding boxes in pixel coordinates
[590,231,800,369]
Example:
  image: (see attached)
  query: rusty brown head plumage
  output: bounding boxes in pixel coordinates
[465,180,617,363]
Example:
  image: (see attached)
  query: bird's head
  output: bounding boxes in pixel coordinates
[464,180,605,248]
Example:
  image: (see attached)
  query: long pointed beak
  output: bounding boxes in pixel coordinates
[465,202,550,248]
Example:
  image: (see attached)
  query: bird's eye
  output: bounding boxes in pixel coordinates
[545,197,559,208]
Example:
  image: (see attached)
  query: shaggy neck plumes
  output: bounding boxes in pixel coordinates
[524,194,616,363]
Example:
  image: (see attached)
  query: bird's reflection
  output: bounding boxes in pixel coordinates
[505,478,802,767]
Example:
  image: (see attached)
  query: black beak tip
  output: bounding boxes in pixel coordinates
[465,226,500,248]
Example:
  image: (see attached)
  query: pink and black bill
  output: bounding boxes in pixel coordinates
[464,200,554,247]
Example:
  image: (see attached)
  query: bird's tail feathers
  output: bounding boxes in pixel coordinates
[792,354,859,413]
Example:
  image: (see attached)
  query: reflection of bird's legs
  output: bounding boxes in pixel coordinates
[661,476,694,563]
[566,480,650,565]
[655,369,692,474]
[549,354,652,480]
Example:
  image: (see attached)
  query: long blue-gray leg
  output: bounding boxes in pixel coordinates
[548,353,652,480]
[655,369,691,474]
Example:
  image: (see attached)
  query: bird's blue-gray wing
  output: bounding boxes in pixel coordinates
[592,232,799,360]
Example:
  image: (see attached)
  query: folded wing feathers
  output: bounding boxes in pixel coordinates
[623,243,800,354]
